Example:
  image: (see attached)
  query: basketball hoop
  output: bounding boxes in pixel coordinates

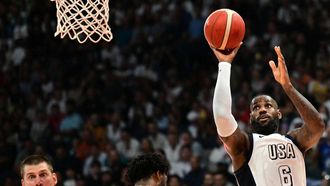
[51,0,113,43]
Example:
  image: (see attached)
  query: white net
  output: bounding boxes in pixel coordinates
[51,0,113,43]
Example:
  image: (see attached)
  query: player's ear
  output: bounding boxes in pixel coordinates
[152,171,160,182]
[152,171,164,183]
[249,112,253,124]
[52,172,58,184]
[277,110,282,119]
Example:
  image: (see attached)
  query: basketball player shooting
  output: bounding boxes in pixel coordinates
[211,44,325,185]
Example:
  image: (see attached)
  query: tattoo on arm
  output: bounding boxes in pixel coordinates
[284,85,324,150]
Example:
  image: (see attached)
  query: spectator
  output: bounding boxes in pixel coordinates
[84,113,107,143]
[85,160,102,185]
[147,121,167,150]
[208,140,231,172]
[62,167,77,186]
[139,137,155,154]
[116,127,140,160]
[318,127,330,175]
[46,88,67,115]
[202,172,214,186]
[164,132,181,165]
[105,149,125,185]
[179,131,203,157]
[47,103,64,134]
[167,174,182,186]
[106,111,126,143]
[59,99,83,137]
[100,170,114,186]
[52,144,82,180]
[170,145,192,178]
[72,128,93,161]
[213,171,236,186]
[183,155,205,186]
[82,143,108,176]
[29,109,52,144]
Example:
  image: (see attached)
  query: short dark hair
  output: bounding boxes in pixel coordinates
[20,154,54,178]
[126,153,169,184]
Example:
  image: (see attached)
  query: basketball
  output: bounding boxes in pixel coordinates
[204,9,245,51]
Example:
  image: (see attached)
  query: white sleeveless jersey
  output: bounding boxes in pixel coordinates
[234,133,306,186]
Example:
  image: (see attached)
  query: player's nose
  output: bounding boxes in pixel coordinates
[259,106,267,114]
[35,177,42,186]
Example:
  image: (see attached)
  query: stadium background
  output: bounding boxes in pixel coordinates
[0,0,329,185]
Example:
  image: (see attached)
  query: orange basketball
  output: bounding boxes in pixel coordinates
[204,9,245,50]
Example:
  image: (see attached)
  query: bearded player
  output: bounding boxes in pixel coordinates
[211,44,325,186]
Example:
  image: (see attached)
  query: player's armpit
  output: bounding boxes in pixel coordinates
[287,123,324,153]
[220,128,250,171]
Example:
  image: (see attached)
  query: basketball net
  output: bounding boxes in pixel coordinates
[51,0,113,43]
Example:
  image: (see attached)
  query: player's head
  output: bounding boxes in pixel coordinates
[20,154,57,186]
[249,95,282,135]
[127,152,169,186]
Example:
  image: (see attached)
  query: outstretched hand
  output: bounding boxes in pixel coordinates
[268,46,292,87]
[211,42,242,63]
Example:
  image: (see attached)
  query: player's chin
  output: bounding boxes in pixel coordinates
[253,119,279,135]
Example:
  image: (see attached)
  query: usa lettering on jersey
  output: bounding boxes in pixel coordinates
[268,143,296,160]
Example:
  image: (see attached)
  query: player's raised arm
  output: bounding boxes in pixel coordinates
[268,46,325,152]
[211,44,249,170]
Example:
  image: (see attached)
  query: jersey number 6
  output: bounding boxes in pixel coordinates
[278,165,293,186]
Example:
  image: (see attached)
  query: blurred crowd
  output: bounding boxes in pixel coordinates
[0,0,329,185]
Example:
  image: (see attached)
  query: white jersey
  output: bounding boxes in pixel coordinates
[234,133,306,186]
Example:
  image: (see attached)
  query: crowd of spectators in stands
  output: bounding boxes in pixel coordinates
[0,0,329,185]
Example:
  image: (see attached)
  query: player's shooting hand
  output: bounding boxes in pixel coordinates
[268,46,292,88]
[211,42,242,63]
